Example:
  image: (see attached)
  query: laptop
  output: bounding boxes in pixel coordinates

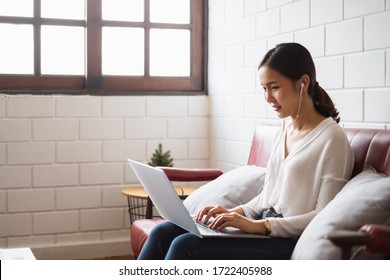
[127,159,269,239]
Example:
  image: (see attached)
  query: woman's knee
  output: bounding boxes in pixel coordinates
[138,222,186,260]
[148,221,181,240]
[166,234,201,260]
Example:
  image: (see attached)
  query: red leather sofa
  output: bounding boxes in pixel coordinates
[130,125,390,259]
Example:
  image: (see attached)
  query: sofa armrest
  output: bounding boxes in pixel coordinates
[160,167,223,182]
[360,224,390,253]
[327,230,371,247]
[326,230,371,260]
[327,224,390,259]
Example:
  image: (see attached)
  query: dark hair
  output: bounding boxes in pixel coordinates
[259,43,340,123]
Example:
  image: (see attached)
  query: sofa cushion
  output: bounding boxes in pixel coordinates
[183,165,266,215]
[130,219,167,257]
[291,167,390,260]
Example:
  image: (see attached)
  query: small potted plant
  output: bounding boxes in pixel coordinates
[148,143,174,167]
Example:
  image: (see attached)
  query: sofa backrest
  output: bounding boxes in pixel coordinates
[344,128,390,177]
[247,124,279,167]
[247,125,390,177]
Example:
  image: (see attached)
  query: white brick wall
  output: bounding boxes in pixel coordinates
[345,51,385,87]
[0,166,31,188]
[80,119,123,140]
[295,27,325,58]
[0,96,5,118]
[326,18,363,55]
[80,163,123,185]
[0,120,31,142]
[33,119,78,141]
[364,11,390,50]
[280,0,310,33]
[7,96,53,118]
[256,9,280,38]
[0,214,32,237]
[344,0,385,18]
[8,142,55,165]
[387,50,390,85]
[56,96,101,117]
[0,145,5,165]
[208,0,390,171]
[0,191,6,213]
[364,89,390,122]
[33,211,79,234]
[57,187,101,210]
[33,165,79,187]
[0,94,209,254]
[8,189,55,212]
[329,90,364,122]
[311,0,343,26]
[315,56,344,89]
[102,96,145,117]
[57,141,101,163]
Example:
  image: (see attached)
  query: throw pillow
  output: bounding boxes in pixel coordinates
[291,167,390,260]
[183,165,266,215]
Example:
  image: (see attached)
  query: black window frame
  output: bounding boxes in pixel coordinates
[0,0,207,95]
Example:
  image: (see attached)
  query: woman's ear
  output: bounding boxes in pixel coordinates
[298,75,310,92]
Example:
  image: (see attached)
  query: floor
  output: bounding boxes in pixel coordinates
[93,255,135,260]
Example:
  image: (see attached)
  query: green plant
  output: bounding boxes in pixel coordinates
[148,143,174,167]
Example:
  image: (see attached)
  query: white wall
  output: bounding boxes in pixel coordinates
[0,94,209,258]
[208,0,390,171]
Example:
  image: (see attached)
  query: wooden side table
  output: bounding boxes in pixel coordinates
[121,186,195,224]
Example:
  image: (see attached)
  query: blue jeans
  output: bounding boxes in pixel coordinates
[138,221,298,260]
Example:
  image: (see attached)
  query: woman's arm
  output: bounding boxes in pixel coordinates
[195,205,269,234]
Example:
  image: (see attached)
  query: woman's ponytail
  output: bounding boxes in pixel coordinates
[310,82,340,123]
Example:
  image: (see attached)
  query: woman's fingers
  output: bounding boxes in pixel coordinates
[195,205,216,221]
[195,205,228,223]
[209,212,252,232]
[209,212,235,229]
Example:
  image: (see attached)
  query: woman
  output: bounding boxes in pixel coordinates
[138,43,354,260]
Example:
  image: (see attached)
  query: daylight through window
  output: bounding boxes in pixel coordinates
[0,0,205,93]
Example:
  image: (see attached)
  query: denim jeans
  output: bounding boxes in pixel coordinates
[138,221,298,260]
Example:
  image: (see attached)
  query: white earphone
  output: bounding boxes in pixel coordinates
[296,83,304,118]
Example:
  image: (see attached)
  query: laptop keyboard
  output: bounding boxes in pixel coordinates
[195,220,222,233]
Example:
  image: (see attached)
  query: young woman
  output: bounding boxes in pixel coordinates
[138,43,354,260]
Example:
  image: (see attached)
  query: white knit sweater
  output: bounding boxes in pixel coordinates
[240,117,354,237]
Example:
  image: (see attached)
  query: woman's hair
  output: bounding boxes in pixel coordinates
[259,43,340,123]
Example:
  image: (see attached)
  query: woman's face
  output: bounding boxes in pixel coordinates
[259,65,301,119]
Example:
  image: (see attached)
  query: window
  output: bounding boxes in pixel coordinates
[0,0,206,94]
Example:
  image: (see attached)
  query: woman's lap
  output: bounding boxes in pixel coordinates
[138,221,297,260]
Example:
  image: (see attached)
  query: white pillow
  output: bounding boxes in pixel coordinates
[183,165,266,215]
[291,167,390,260]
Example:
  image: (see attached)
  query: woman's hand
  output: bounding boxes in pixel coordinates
[195,205,231,224]
[209,212,266,234]
[195,205,267,234]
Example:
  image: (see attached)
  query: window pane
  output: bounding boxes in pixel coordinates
[0,24,33,74]
[41,0,84,20]
[102,27,144,76]
[150,29,190,77]
[41,0,85,19]
[41,25,84,75]
[0,0,33,17]
[150,0,189,24]
[102,0,144,22]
